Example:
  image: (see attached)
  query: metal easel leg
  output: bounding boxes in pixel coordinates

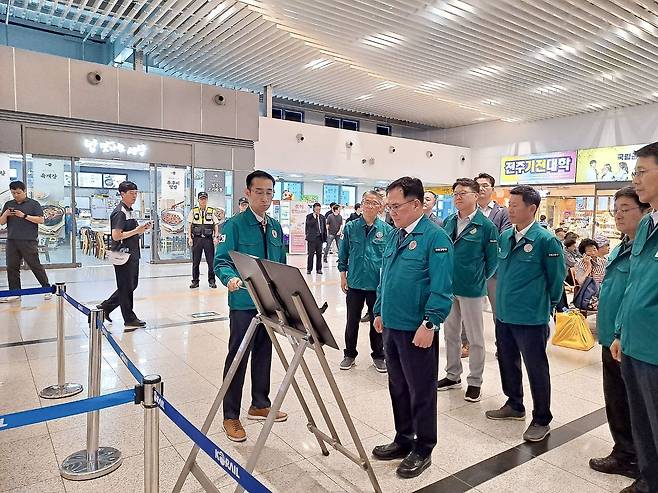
[172,317,260,493]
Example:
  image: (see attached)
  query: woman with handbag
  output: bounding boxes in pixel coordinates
[589,187,650,491]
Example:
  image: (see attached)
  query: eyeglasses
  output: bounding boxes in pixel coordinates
[385,199,416,213]
[250,189,274,197]
[362,200,381,207]
[612,207,640,216]
[631,168,658,179]
[452,191,477,198]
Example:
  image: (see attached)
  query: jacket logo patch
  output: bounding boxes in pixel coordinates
[218,235,226,243]
[524,244,533,253]
[434,247,448,253]
[375,231,383,239]
[548,252,560,257]
[409,240,417,250]
[489,239,498,243]
[271,230,277,238]
[470,228,477,234]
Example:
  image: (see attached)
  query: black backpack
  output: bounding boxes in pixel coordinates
[573,277,599,311]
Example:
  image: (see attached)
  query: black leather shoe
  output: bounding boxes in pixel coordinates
[589,454,639,479]
[189,281,199,289]
[316,270,323,275]
[396,451,432,478]
[621,478,650,493]
[209,281,217,289]
[96,304,112,323]
[125,319,147,327]
[372,442,411,461]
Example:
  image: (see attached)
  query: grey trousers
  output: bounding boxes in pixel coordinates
[444,296,486,386]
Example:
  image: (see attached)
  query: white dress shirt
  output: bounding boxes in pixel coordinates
[457,209,478,236]
[479,201,496,218]
[514,221,535,243]
[403,214,424,235]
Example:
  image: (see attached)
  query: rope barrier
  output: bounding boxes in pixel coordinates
[99,323,145,384]
[0,388,136,431]
[0,285,55,298]
[60,290,92,316]
[155,391,271,493]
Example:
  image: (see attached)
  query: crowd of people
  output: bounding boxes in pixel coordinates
[3,143,658,492]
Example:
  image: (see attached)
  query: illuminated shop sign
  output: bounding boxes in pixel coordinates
[500,151,577,185]
[83,138,148,158]
[576,144,645,183]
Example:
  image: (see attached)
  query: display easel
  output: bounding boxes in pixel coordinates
[173,252,381,493]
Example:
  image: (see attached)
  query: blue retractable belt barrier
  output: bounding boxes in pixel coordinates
[99,323,145,384]
[154,391,271,493]
[0,285,55,298]
[61,291,92,316]
[0,388,135,431]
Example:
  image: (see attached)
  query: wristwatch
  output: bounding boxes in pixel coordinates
[422,317,434,331]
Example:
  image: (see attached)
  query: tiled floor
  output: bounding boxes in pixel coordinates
[0,256,633,493]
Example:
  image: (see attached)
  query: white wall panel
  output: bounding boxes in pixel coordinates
[0,47,15,111]
[15,49,69,117]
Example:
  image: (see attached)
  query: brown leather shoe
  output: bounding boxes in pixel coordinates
[247,406,288,422]
[461,344,470,358]
[223,419,247,442]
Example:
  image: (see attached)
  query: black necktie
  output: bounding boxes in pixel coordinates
[511,233,518,250]
[398,228,408,247]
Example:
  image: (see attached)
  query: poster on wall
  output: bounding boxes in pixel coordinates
[160,168,185,202]
[576,144,644,183]
[288,201,309,255]
[32,158,65,203]
[500,151,577,185]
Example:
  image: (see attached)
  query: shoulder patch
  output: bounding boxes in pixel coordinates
[434,247,448,253]
[547,252,560,257]
[489,239,498,243]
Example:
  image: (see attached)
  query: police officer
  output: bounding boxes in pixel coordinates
[214,170,288,443]
[611,142,658,493]
[188,192,220,289]
[372,177,453,479]
[237,196,249,214]
[337,190,393,373]
[486,185,565,443]
[437,178,498,403]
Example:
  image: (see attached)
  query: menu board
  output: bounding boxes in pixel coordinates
[102,174,127,189]
[576,144,644,183]
[77,172,103,188]
[500,151,577,185]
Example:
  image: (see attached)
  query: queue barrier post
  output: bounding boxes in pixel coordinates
[60,308,123,480]
[143,375,162,493]
[40,283,84,399]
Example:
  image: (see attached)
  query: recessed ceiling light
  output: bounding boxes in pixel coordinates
[304,58,332,70]
[312,179,325,183]
[288,173,303,178]
[335,178,350,182]
[356,94,373,101]
[353,182,365,185]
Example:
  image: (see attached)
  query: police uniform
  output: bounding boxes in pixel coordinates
[616,213,658,491]
[188,204,219,286]
[214,207,287,421]
[374,215,453,458]
[337,216,393,363]
[495,221,565,427]
[441,209,498,390]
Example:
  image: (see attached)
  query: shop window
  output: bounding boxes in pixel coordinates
[341,119,359,131]
[284,110,304,122]
[323,184,340,205]
[283,181,303,200]
[376,124,392,136]
[272,108,283,119]
[325,117,341,128]
[340,185,356,206]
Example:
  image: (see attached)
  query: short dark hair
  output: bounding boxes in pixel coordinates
[475,172,495,187]
[332,205,339,212]
[555,227,566,234]
[9,180,26,191]
[565,231,579,241]
[614,186,651,211]
[589,160,597,165]
[354,203,361,210]
[509,185,541,208]
[246,170,275,188]
[578,238,599,255]
[564,237,577,248]
[329,202,337,207]
[118,181,138,193]
[452,177,480,193]
[634,142,658,166]
[386,176,424,201]
[540,214,547,221]
[312,202,321,209]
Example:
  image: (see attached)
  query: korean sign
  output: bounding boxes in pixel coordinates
[576,144,644,183]
[500,151,577,185]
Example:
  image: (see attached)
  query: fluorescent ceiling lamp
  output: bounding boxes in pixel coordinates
[288,173,303,178]
[376,81,399,90]
[304,58,332,70]
[206,2,231,22]
[417,80,449,91]
[481,99,500,105]
[312,179,325,182]
[356,94,373,101]
[335,178,350,181]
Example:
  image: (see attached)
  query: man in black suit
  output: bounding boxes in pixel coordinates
[305,202,326,274]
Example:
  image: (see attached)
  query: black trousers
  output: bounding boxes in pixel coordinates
[102,255,139,323]
[191,236,215,283]
[622,354,658,491]
[602,345,636,461]
[383,327,439,458]
[495,320,552,426]
[344,288,383,360]
[307,238,323,272]
[5,239,50,290]
[223,309,272,420]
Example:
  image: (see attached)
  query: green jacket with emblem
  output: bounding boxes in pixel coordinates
[374,215,454,331]
[214,208,287,311]
[496,222,565,326]
[615,215,658,366]
[337,217,393,291]
[596,241,632,348]
[442,209,499,298]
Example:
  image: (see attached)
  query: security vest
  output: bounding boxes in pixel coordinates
[191,207,215,237]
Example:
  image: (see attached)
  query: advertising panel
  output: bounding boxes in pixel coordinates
[576,144,643,183]
[500,151,577,185]
[288,201,309,255]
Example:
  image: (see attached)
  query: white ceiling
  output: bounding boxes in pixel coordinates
[4,0,658,128]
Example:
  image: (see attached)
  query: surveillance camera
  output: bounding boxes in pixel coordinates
[87,71,102,85]
[389,146,396,153]
[296,133,305,143]
[426,151,433,158]
[346,141,354,148]
[213,94,226,105]
[460,155,466,162]
[361,158,367,165]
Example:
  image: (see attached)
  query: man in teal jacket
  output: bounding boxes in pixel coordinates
[371,177,453,479]
[588,187,650,488]
[485,185,565,443]
[611,142,658,493]
[214,170,288,443]
[337,190,393,373]
[438,178,498,403]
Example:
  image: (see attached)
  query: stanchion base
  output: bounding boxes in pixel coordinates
[39,383,84,399]
[60,447,123,481]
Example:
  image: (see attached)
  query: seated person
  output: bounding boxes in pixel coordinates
[574,238,606,286]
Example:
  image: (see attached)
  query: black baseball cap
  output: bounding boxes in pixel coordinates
[198,192,208,199]
[238,197,249,205]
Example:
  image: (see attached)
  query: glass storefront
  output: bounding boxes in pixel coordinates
[0,153,26,268]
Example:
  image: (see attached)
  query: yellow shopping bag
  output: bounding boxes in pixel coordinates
[551,310,596,351]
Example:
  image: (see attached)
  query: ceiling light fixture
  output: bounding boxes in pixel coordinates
[355,94,373,101]
[304,58,332,70]
[417,80,449,91]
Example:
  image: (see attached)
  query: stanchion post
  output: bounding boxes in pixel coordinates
[60,308,123,481]
[143,375,162,493]
[40,282,84,399]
